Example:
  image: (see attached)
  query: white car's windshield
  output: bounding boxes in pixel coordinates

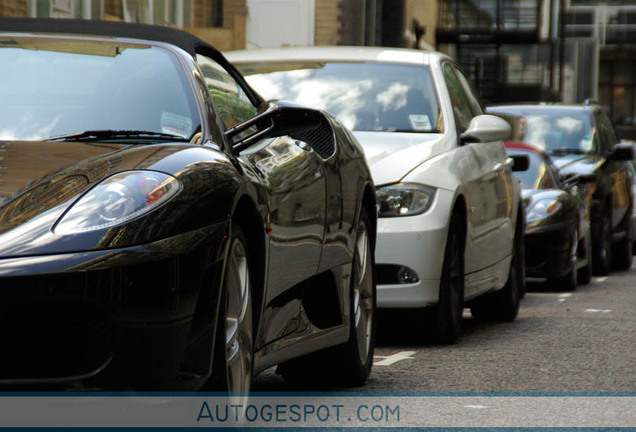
[237,61,442,133]
[0,36,201,141]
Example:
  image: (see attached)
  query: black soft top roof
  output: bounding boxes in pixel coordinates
[0,17,217,57]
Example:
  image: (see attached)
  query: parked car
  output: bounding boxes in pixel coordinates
[0,19,377,390]
[627,160,636,253]
[504,141,593,290]
[226,47,525,344]
[489,102,634,275]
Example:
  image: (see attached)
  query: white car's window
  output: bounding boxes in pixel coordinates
[236,61,442,133]
[454,67,484,117]
[442,63,475,132]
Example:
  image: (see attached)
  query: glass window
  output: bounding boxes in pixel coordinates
[489,108,595,155]
[0,37,200,141]
[236,61,442,133]
[443,63,475,132]
[510,150,555,190]
[614,61,636,86]
[454,66,484,117]
[595,110,617,153]
[196,54,257,130]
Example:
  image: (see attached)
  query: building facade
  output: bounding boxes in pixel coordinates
[0,0,246,50]
[435,0,561,103]
[565,1,636,139]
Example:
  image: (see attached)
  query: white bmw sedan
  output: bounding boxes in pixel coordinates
[226,47,524,344]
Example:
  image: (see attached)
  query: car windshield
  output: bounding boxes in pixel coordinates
[491,108,595,155]
[508,150,555,190]
[236,61,442,133]
[0,36,201,141]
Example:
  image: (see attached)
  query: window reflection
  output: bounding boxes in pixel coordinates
[238,62,442,133]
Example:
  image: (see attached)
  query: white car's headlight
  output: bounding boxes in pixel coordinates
[54,171,182,234]
[376,183,436,217]
[526,198,561,222]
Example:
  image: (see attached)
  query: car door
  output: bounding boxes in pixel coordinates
[595,109,631,229]
[442,63,512,293]
[195,53,327,346]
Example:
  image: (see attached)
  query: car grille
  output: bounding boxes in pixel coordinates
[0,297,115,382]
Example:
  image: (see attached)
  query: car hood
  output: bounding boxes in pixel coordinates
[352,131,445,185]
[521,188,562,204]
[549,153,602,176]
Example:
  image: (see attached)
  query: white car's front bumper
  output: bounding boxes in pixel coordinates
[376,188,454,308]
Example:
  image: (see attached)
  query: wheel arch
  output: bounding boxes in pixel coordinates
[361,182,377,251]
[450,193,468,252]
[232,195,267,337]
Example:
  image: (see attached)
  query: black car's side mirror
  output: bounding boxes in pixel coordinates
[510,155,529,172]
[608,143,635,161]
[225,101,322,152]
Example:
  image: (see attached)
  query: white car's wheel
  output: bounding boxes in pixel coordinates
[471,211,523,322]
[426,211,464,344]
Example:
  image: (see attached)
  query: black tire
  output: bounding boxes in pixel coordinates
[279,207,376,387]
[612,210,633,271]
[425,211,464,345]
[548,230,577,291]
[592,206,612,276]
[577,230,593,285]
[471,213,523,322]
[208,225,254,393]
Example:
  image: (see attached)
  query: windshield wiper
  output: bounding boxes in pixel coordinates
[546,148,588,155]
[45,130,189,143]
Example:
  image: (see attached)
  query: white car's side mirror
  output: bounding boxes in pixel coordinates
[461,114,511,144]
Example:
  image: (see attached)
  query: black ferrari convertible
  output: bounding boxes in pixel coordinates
[504,142,594,291]
[0,18,377,390]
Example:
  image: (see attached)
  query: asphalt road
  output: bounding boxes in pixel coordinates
[253,260,636,392]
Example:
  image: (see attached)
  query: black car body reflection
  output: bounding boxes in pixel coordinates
[505,142,593,290]
[0,19,376,390]
[489,103,634,276]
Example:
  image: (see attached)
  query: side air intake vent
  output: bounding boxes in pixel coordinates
[292,117,336,159]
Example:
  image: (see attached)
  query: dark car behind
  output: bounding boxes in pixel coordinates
[489,102,634,275]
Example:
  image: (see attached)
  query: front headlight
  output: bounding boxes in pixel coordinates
[526,198,561,222]
[54,170,182,234]
[376,183,436,217]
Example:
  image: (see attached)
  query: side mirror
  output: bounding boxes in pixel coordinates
[608,143,635,161]
[225,101,322,152]
[510,155,529,172]
[461,114,511,144]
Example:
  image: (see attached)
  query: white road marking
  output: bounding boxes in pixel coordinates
[585,308,612,313]
[559,293,573,298]
[594,277,608,283]
[464,405,488,410]
[374,351,416,366]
